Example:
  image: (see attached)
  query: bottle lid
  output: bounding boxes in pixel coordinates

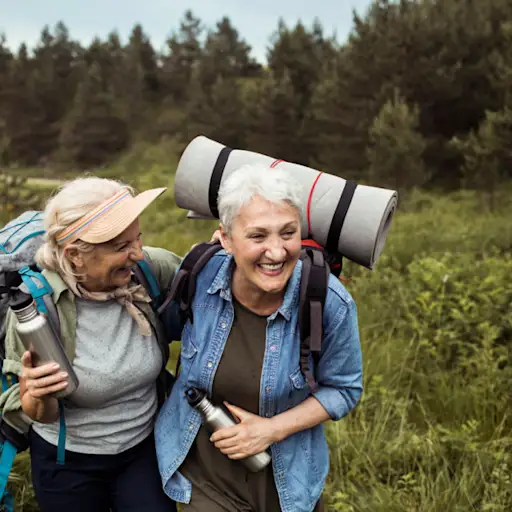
[185,387,206,407]
[9,291,34,312]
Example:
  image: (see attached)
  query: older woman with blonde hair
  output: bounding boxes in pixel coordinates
[2,177,181,511]
[155,164,363,512]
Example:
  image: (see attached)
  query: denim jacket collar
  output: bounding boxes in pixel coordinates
[206,250,302,322]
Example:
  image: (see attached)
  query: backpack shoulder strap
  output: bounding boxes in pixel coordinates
[133,256,161,310]
[157,242,223,325]
[0,434,17,512]
[17,266,60,337]
[155,241,223,381]
[298,246,330,392]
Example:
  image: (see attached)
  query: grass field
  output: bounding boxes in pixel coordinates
[3,163,512,510]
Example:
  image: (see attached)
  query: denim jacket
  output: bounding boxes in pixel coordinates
[155,250,363,512]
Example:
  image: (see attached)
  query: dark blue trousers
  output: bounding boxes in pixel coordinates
[29,429,176,512]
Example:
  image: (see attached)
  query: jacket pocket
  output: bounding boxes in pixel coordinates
[179,330,198,384]
[287,368,310,408]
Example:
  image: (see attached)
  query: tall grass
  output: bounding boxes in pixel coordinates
[3,154,512,510]
[322,189,512,511]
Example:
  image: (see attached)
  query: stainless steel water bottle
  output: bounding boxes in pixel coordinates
[10,292,79,398]
[186,387,272,473]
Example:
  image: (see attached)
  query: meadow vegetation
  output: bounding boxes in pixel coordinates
[2,142,511,510]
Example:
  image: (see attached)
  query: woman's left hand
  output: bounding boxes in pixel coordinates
[210,403,278,460]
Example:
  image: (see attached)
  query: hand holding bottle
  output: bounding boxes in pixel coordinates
[21,351,69,399]
[20,351,65,423]
[209,402,278,461]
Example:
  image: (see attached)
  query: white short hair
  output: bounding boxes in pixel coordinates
[217,163,304,233]
[36,177,134,282]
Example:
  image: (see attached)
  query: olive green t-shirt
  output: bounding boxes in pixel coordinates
[180,298,281,511]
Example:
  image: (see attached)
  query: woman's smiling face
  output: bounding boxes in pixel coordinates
[221,195,302,299]
[67,219,144,292]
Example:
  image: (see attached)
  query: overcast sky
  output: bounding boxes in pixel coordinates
[0,0,373,62]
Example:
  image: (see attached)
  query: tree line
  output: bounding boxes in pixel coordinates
[0,0,511,200]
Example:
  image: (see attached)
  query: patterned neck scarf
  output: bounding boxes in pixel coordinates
[62,274,153,337]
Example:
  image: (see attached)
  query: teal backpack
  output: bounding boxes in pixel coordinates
[0,211,161,512]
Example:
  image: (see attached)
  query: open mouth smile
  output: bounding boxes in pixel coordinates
[257,262,285,275]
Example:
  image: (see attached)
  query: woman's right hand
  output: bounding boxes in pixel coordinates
[19,351,67,422]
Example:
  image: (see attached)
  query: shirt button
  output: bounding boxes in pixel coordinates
[207,361,213,368]
[265,387,271,393]
[220,322,227,329]
[189,423,194,429]
[269,346,276,352]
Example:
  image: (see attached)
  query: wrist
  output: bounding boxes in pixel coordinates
[268,415,287,444]
[21,393,58,423]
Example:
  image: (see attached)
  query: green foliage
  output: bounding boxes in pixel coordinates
[183,74,247,150]
[162,10,204,103]
[245,71,300,161]
[325,250,512,509]
[0,117,9,165]
[323,189,512,511]
[198,16,260,89]
[58,62,130,168]
[267,19,337,120]
[451,106,512,210]
[367,91,429,193]
[1,2,512,195]
[3,161,512,510]
[0,174,44,223]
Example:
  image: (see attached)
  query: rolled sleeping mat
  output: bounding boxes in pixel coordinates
[174,136,398,269]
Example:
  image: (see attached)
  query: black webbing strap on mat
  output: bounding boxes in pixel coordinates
[298,247,329,392]
[325,180,357,255]
[208,147,233,219]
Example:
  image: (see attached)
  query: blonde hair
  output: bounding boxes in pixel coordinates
[36,177,134,282]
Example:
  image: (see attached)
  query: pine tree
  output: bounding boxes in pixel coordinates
[0,33,12,79]
[208,77,246,148]
[0,34,13,164]
[29,23,82,161]
[267,19,337,120]
[58,62,129,167]
[367,91,429,195]
[199,17,260,93]
[0,44,50,165]
[245,71,300,162]
[162,10,204,103]
[304,62,345,176]
[125,24,160,105]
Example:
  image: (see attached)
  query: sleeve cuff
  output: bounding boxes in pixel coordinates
[313,386,348,421]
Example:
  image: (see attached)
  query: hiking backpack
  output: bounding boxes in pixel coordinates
[0,211,162,512]
[157,239,344,392]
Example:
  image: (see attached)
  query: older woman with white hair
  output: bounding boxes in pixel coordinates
[155,164,363,512]
[2,177,181,511]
